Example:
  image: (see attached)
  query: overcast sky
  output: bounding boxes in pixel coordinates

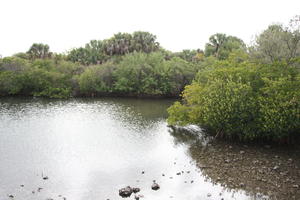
[0,0,299,57]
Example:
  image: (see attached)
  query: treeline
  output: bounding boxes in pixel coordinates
[1,16,299,142]
[168,16,300,142]
[0,30,244,98]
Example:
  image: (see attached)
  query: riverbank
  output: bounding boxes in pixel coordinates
[191,141,300,199]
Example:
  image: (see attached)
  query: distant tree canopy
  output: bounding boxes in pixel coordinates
[204,33,246,60]
[27,43,52,60]
[67,31,160,65]
[250,17,300,65]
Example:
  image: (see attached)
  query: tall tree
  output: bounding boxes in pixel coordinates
[204,33,246,60]
[27,43,52,60]
[250,17,300,65]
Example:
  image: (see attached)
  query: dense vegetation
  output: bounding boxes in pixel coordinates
[1,16,299,142]
[168,16,300,142]
[0,31,205,98]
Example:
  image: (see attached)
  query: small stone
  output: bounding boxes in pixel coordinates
[293,185,299,188]
[169,177,173,179]
[176,172,181,175]
[38,187,43,192]
[8,195,14,198]
[20,185,24,187]
[207,193,211,197]
[141,171,145,174]
[119,186,133,198]
[225,159,230,163]
[240,183,245,187]
[273,166,279,170]
[162,173,165,176]
[43,176,49,180]
[151,181,160,190]
[132,187,140,193]
[186,171,190,173]
[240,151,245,154]
[191,180,194,183]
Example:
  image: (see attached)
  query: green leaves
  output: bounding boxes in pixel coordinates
[167,60,300,142]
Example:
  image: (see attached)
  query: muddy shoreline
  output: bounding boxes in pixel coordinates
[190,141,300,200]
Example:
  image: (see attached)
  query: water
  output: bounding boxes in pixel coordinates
[0,97,294,200]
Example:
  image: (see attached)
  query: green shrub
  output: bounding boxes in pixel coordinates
[168,61,300,142]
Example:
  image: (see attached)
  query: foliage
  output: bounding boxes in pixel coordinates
[168,60,300,142]
[250,17,300,65]
[204,33,246,60]
[78,63,115,95]
[27,43,52,60]
[67,31,160,65]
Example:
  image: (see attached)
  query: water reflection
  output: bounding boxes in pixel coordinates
[0,97,291,200]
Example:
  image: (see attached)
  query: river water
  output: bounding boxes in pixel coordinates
[0,97,298,200]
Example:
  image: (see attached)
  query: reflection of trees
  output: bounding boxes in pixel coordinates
[169,128,300,200]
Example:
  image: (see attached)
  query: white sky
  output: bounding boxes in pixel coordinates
[0,0,299,57]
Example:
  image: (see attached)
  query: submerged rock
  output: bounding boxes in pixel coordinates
[132,187,140,193]
[151,181,160,190]
[119,186,133,198]
[134,194,144,200]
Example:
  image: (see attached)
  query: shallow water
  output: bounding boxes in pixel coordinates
[0,97,286,200]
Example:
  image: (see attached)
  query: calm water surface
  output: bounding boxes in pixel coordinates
[0,97,262,200]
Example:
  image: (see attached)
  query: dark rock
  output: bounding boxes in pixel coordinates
[20,185,24,187]
[176,172,181,175]
[132,187,140,193]
[207,193,211,197]
[191,180,194,183]
[119,186,133,198]
[38,187,43,192]
[8,195,14,198]
[292,184,299,188]
[134,194,144,200]
[141,171,145,174]
[151,181,160,190]
[43,176,49,180]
